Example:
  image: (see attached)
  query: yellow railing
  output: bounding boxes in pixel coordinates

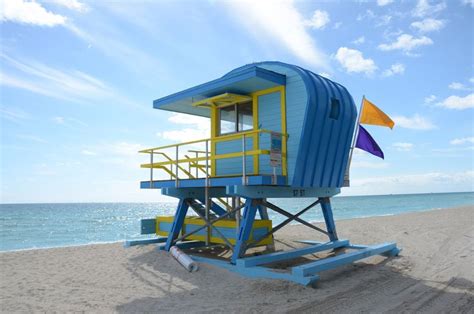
[140,129,287,186]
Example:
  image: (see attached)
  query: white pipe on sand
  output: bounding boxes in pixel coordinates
[170,246,199,272]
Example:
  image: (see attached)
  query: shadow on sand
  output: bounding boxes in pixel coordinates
[115,247,474,313]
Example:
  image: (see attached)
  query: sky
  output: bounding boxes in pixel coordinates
[0,0,473,203]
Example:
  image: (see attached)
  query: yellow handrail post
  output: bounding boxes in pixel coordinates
[205,139,210,245]
[242,134,246,185]
[150,150,153,188]
[175,146,179,187]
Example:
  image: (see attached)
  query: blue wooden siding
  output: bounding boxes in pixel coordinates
[291,71,356,187]
[215,138,254,176]
[257,91,282,175]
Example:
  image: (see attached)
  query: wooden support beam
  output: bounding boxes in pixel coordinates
[236,240,349,267]
[123,237,167,247]
[292,242,398,277]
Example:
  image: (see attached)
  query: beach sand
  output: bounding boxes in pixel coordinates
[1,206,473,313]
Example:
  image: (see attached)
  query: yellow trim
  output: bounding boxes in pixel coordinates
[280,87,287,176]
[210,106,217,176]
[248,85,287,177]
[251,85,283,97]
[155,216,272,246]
[192,93,252,108]
[252,93,259,173]
[141,149,270,168]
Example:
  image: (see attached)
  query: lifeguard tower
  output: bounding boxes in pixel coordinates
[127,61,400,286]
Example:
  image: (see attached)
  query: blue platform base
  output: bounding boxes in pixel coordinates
[124,196,400,286]
[189,240,400,286]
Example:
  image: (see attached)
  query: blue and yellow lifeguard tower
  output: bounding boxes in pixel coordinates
[129,61,400,286]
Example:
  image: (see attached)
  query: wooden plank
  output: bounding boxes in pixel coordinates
[123,237,167,247]
[237,239,349,267]
[292,242,398,277]
[191,255,319,286]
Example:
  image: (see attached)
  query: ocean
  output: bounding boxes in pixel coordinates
[1,192,473,252]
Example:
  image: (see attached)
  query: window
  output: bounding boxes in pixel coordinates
[329,98,340,120]
[218,101,253,135]
[238,102,253,131]
[219,105,237,135]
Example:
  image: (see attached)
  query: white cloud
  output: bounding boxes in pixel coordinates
[448,82,464,90]
[305,10,330,29]
[377,15,392,26]
[436,94,474,110]
[1,73,63,99]
[0,53,139,107]
[109,142,144,157]
[168,113,209,126]
[157,128,210,144]
[81,150,97,156]
[352,36,365,45]
[157,113,210,143]
[450,137,474,145]
[357,9,375,21]
[424,95,437,104]
[392,114,436,130]
[51,116,88,127]
[462,0,474,8]
[431,146,474,154]
[318,72,331,79]
[65,23,166,80]
[392,142,414,151]
[411,18,446,33]
[1,0,66,26]
[334,47,377,75]
[470,77,474,84]
[350,171,474,195]
[333,22,342,29]
[17,134,47,143]
[52,116,65,124]
[351,161,389,169]
[47,0,88,12]
[448,82,472,91]
[377,0,394,6]
[378,34,433,52]
[224,0,329,70]
[382,63,405,77]
[0,106,31,123]
[412,0,447,18]
[356,10,392,27]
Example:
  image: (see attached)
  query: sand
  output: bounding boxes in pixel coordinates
[1,206,473,313]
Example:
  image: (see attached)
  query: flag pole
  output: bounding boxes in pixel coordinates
[344,95,365,186]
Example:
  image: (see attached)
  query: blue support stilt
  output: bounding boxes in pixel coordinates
[231,198,258,264]
[320,197,338,241]
[164,198,189,251]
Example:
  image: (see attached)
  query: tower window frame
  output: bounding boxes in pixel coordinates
[218,101,254,136]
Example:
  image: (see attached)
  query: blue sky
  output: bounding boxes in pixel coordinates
[1,0,473,203]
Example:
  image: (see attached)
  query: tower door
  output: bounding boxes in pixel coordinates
[257,90,284,175]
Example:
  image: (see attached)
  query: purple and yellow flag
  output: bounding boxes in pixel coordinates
[355,125,384,159]
[360,98,395,129]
